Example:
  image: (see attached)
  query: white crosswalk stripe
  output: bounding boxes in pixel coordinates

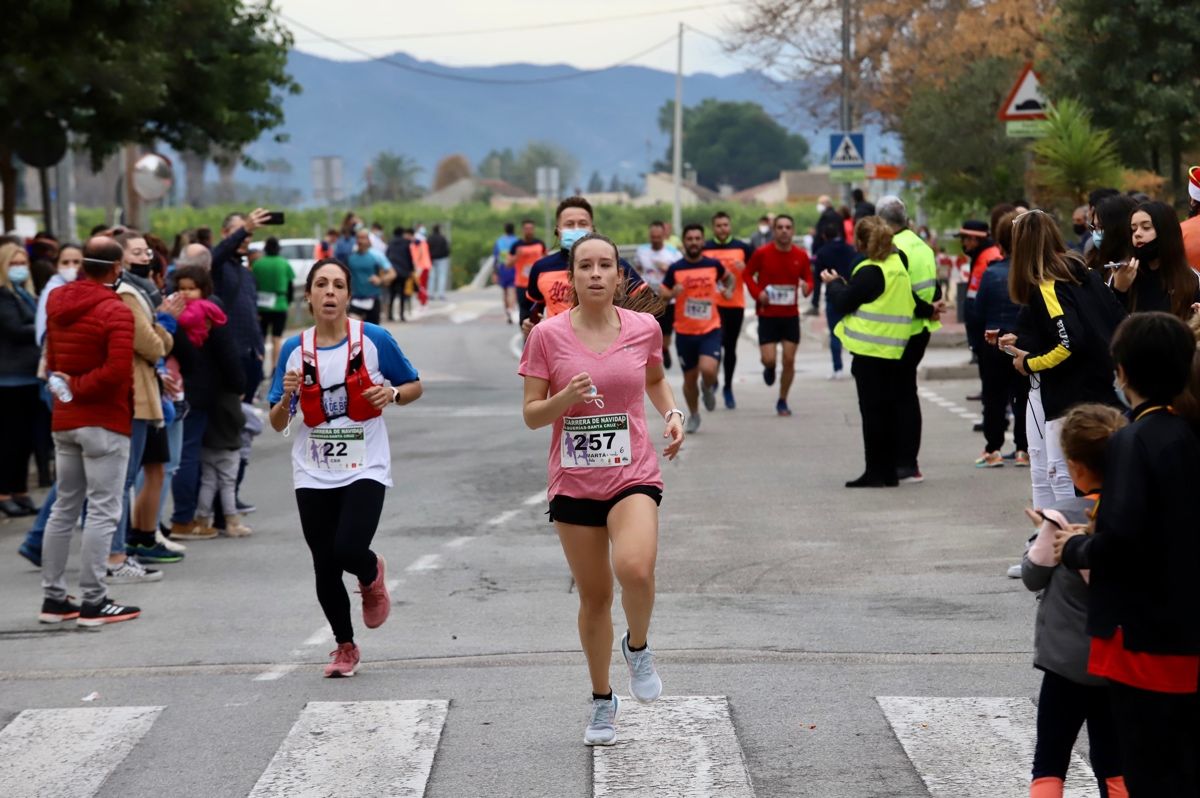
[0,705,163,798]
[593,696,755,798]
[247,700,448,798]
[878,696,1096,797]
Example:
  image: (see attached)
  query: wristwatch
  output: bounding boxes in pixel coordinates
[391,385,402,404]
[665,408,684,423]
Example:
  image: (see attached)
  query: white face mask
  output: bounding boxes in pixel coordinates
[758,225,769,235]
[58,267,78,282]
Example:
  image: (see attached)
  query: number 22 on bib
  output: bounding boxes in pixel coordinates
[560,414,632,468]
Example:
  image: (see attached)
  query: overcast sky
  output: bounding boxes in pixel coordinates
[276,0,750,75]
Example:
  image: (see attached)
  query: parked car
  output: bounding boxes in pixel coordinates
[248,238,318,290]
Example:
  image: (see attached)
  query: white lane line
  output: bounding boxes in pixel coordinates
[509,332,524,359]
[445,536,475,549]
[943,404,966,413]
[248,700,449,798]
[523,491,545,506]
[593,695,754,798]
[406,554,442,572]
[878,696,1093,797]
[487,509,520,526]
[957,412,980,420]
[302,625,333,647]
[255,664,299,682]
[0,706,163,797]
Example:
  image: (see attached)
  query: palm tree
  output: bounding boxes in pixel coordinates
[1031,98,1125,206]
[367,151,424,202]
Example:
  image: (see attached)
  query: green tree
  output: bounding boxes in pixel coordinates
[0,0,296,228]
[655,99,810,191]
[587,171,605,192]
[364,152,424,202]
[898,57,1027,211]
[477,148,516,182]
[1031,98,1125,208]
[1045,0,1200,202]
[509,142,578,195]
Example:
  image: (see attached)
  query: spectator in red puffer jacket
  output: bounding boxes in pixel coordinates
[39,236,143,628]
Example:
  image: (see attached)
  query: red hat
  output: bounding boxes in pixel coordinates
[1189,166,1200,203]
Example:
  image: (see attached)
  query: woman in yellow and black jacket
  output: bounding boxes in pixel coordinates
[1002,210,1126,508]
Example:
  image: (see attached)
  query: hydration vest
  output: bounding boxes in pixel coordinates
[298,319,382,428]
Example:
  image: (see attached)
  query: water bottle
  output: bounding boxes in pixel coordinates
[47,375,73,403]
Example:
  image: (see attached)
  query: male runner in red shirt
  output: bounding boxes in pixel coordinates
[744,214,814,416]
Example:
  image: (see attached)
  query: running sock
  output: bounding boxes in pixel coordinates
[626,636,647,652]
[1029,776,1063,798]
[592,690,613,701]
[129,529,156,547]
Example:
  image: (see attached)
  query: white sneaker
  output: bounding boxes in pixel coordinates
[107,557,163,584]
[1006,563,1023,579]
[685,414,701,434]
[584,694,620,746]
[621,632,663,704]
[156,527,186,553]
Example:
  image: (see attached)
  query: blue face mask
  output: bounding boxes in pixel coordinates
[1091,230,1104,248]
[8,266,29,285]
[560,228,589,251]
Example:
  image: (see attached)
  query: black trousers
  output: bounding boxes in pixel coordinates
[1033,670,1122,789]
[718,306,745,387]
[295,480,386,644]
[979,345,1029,453]
[1108,682,1200,797]
[517,291,533,324]
[896,330,929,471]
[851,355,901,482]
[0,384,39,494]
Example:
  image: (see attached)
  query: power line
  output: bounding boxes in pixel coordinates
[291,2,736,44]
[281,13,680,85]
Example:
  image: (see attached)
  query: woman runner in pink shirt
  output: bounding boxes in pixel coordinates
[520,233,683,746]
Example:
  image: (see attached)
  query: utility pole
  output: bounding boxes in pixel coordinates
[840,0,853,206]
[672,22,684,236]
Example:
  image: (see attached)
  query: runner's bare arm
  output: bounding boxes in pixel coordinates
[523,372,596,430]
[644,362,684,459]
[269,369,302,432]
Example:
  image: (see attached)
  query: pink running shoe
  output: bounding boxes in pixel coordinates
[359,554,391,629]
[324,642,360,678]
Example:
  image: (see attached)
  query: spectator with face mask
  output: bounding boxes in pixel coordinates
[0,243,41,517]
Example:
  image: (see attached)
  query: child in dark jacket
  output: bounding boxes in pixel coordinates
[1059,312,1200,796]
[1022,403,1128,798]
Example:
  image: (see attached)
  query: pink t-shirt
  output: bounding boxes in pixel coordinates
[519,306,665,501]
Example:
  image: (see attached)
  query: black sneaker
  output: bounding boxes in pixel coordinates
[77,598,141,628]
[38,596,81,624]
[235,499,257,514]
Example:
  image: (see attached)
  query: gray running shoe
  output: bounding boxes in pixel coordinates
[621,632,663,704]
[685,414,700,434]
[1006,563,1023,579]
[106,557,163,584]
[584,694,620,746]
[701,382,717,412]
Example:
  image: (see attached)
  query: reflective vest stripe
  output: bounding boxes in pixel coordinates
[855,310,913,325]
[911,278,937,291]
[840,327,911,348]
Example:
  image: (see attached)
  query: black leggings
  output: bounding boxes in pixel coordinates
[1108,681,1200,796]
[718,306,744,387]
[1033,670,1122,790]
[851,355,901,481]
[295,480,386,644]
[0,385,38,494]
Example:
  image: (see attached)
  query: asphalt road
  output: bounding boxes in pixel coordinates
[0,289,1055,798]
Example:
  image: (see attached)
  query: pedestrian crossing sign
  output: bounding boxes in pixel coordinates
[829,133,865,170]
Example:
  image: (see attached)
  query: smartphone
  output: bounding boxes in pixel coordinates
[1001,345,1019,357]
[1103,261,1128,270]
[264,211,286,225]
[1034,510,1064,530]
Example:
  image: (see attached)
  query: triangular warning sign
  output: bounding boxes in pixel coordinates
[832,135,863,166]
[999,63,1050,121]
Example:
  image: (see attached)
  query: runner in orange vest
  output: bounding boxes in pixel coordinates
[409,233,432,307]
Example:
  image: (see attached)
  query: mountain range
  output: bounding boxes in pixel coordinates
[239,50,894,200]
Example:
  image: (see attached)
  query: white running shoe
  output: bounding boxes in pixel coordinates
[106,557,163,584]
[685,414,701,434]
[584,694,620,746]
[621,632,663,704]
[156,526,186,553]
[1006,563,1023,579]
